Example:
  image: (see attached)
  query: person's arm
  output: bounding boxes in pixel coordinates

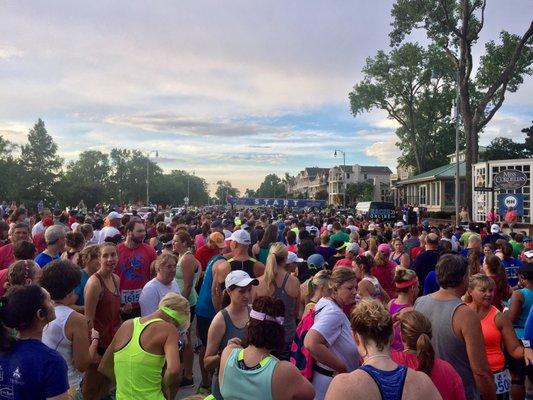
[252,243,259,257]
[272,361,315,400]
[98,335,116,381]
[509,289,524,324]
[162,326,181,400]
[48,393,69,400]
[68,312,94,372]
[253,260,265,278]
[204,312,226,371]
[83,275,101,331]
[304,329,347,373]
[524,307,533,365]
[180,254,195,300]
[496,311,524,360]
[456,305,496,400]
[212,261,229,312]
[357,280,373,298]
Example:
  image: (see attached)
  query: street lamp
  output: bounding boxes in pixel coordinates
[334,149,346,208]
[432,69,460,226]
[146,150,158,206]
[186,171,195,208]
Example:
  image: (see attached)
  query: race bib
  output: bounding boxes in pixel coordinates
[121,289,141,304]
[494,369,511,395]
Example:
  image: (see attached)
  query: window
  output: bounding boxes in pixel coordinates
[419,185,427,205]
[346,173,350,179]
[364,174,368,180]
[444,181,454,206]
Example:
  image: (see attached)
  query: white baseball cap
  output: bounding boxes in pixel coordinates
[287,251,303,264]
[229,229,251,245]
[490,224,500,233]
[225,270,259,289]
[107,211,123,220]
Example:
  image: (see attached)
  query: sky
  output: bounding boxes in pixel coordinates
[0,1,532,194]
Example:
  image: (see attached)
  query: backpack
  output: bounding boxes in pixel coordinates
[289,306,322,380]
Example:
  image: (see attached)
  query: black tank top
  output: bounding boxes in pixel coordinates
[228,257,257,278]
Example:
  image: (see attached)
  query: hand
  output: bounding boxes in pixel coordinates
[227,337,242,349]
[525,348,533,366]
[90,328,100,341]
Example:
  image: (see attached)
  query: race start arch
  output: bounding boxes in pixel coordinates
[228,197,327,209]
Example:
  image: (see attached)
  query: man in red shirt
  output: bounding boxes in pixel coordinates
[195,232,226,271]
[116,220,157,319]
[0,223,30,270]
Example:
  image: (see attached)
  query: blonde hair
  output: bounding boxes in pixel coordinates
[306,269,332,304]
[399,310,435,375]
[367,238,378,256]
[464,273,495,303]
[79,245,100,268]
[264,243,288,291]
[374,250,388,267]
[159,292,191,330]
[350,299,392,351]
[349,231,360,243]
[154,253,178,272]
[394,267,417,293]
[329,267,357,291]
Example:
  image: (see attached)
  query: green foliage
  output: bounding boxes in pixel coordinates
[314,189,329,201]
[255,174,286,198]
[346,182,374,205]
[0,119,210,209]
[481,137,526,161]
[350,43,456,173]
[215,181,239,203]
[522,121,533,157]
[244,188,257,198]
[18,119,63,203]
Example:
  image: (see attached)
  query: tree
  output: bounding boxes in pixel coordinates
[0,136,17,200]
[481,137,526,161]
[215,180,239,203]
[346,182,374,205]
[255,174,286,198]
[522,121,533,157]
[151,170,208,206]
[58,150,111,207]
[350,43,456,173]
[390,0,533,207]
[282,172,296,195]
[315,189,329,201]
[244,188,257,198]
[18,119,63,203]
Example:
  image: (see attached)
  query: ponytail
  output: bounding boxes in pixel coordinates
[264,243,288,291]
[416,333,435,375]
[221,289,231,308]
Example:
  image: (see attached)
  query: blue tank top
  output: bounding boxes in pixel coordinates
[514,287,533,339]
[360,364,407,400]
[196,255,225,319]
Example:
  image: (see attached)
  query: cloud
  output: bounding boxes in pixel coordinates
[0,44,23,60]
[364,134,401,169]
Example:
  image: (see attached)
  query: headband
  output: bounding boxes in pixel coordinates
[159,306,187,326]
[395,277,418,289]
[249,309,284,325]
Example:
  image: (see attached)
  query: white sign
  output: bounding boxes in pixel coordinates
[503,195,517,208]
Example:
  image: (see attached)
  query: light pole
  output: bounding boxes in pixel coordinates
[186,171,195,207]
[334,149,346,208]
[432,69,460,226]
[146,150,158,206]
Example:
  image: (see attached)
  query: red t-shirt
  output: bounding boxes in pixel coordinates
[0,268,8,296]
[410,246,423,260]
[33,232,47,254]
[116,243,157,308]
[333,258,353,269]
[391,351,466,400]
[0,244,14,270]
[195,244,220,271]
[371,260,396,299]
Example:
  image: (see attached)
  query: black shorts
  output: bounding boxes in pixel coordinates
[196,315,213,346]
[120,307,141,322]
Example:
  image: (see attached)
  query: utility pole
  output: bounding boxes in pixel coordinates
[146,150,158,206]
[334,149,346,208]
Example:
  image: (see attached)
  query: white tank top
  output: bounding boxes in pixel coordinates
[42,304,82,387]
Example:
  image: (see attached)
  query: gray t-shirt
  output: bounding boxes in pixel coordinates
[139,277,181,316]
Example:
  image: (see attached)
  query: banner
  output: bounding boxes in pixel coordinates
[498,193,524,216]
[228,197,327,208]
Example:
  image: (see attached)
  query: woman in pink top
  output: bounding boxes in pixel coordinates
[371,244,396,299]
[391,310,466,400]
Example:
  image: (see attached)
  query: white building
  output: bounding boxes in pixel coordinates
[291,167,330,198]
[328,165,392,205]
[472,158,532,224]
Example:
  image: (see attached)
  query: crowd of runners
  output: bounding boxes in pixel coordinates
[0,201,532,400]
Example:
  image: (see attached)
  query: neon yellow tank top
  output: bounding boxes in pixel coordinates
[114,317,166,400]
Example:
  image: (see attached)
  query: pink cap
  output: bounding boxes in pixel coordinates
[377,243,391,255]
